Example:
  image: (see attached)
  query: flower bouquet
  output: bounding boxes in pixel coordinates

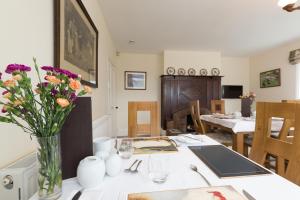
[240,92,256,117]
[0,58,91,200]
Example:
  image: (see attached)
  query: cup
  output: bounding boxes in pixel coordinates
[118,138,134,159]
[148,155,170,184]
[93,137,112,153]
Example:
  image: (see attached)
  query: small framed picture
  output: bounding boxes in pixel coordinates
[260,68,281,88]
[125,71,147,90]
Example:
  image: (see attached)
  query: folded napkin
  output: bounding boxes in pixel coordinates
[67,189,103,200]
[176,134,203,144]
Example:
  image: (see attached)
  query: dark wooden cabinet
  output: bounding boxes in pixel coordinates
[161,75,222,129]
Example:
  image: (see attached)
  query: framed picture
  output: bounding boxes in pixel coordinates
[54,0,98,88]
[260,68,281,88]
[289,49,300,65]
[125,71,147,90]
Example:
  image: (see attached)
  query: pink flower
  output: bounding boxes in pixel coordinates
[2,91,11,99]
[13,74,22,81]
[3,79,16,87]
[56,98,70,108]
[45,75,61,85]
[69,79,81,90]
[84,86,92,94]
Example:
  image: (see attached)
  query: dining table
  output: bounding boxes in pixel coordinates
[29,135,300,200]
[200,115,284,155]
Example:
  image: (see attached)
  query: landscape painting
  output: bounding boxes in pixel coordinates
[125,71,147,90]
[55,0,98,88]
[260,68,281,88]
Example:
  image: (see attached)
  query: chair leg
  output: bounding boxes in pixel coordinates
[243,145,249,157]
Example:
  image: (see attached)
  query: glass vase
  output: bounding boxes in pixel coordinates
[37,135,62,200]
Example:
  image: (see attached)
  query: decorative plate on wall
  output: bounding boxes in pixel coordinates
[178,68,186,75]
[187,68,196,76]
[166,67,175,75]
[211,68,220,76]
[200,68,208,76]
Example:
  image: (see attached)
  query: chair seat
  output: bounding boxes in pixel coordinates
[205,132,232,146]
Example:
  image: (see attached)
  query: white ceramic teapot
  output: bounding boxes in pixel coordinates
[77,156,105,188]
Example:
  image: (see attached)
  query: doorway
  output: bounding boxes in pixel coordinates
[108,60,118,137]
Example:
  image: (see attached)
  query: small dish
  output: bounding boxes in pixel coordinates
[166,67,175,75]
[200,68,208,76]
[178,68,186,75]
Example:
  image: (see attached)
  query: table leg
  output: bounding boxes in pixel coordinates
[233,133,245,155]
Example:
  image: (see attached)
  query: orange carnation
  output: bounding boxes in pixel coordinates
[3,92,12,99]
[46,75,61,85]
[3,79,16,87]
[56,98,70,108]
[69,79,81,90]
[13,99,23,107]
[84,86,92,94]
[13,74,22,81]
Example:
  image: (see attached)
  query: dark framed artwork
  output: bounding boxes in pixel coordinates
[54,0,98,88]
[124,71,147,90]
[260,68,281,88]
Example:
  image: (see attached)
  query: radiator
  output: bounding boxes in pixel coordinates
[0,152,37,200]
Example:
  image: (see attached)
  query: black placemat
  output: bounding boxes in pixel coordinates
[189,145,271,178]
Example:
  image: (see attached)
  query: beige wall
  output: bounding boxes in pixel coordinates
[115,53,163,135]
[250,39,300,102]
[163,50,222,74]
[221,57,250,114]
[0,0,116,168]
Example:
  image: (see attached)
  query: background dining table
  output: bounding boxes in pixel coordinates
[30,135,300,200]
[200,115,284,155]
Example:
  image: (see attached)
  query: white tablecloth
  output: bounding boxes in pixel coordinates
[30,135,300,200]
[200,115,283,133]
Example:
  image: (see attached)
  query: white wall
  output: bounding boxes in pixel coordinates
[115,53,163,136]
[221,57,250,114]
[0,0,116,168]
[250,39,300,102]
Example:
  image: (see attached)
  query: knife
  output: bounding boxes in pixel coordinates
[242,190,256,200]
[72,189,84,200]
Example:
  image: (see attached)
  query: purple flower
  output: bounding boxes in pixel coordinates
[41,66,55,71]
[5,64,31,74]
[70,93,77,102]
[53,68,79,79]
[0,72,2,80]
[2,91,9,95]
[51,88,59,96]
[1,108,7,113]
[37,82,49,88]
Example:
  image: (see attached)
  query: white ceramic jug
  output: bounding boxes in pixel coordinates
[93,137,112,153]
[77,156,105,188]
[105,154,122,177]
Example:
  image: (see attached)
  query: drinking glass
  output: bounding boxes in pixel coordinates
[148,155,170,184]
[118,138,134,159]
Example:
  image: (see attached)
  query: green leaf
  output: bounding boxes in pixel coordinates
[0,116,13,123]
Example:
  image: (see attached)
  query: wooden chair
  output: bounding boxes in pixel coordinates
[190,100,232,146]
[211,100,225,114]
[249,102,300,185]
[128,101,160,137]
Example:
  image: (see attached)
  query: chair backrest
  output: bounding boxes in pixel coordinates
[190,100,206,134]
[128,101,159,137]
[211,100,225,114]
[249,102,300,185]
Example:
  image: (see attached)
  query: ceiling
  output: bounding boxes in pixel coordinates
[98,0,300,56]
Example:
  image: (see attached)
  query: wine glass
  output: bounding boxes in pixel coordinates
[118,138,134,159]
